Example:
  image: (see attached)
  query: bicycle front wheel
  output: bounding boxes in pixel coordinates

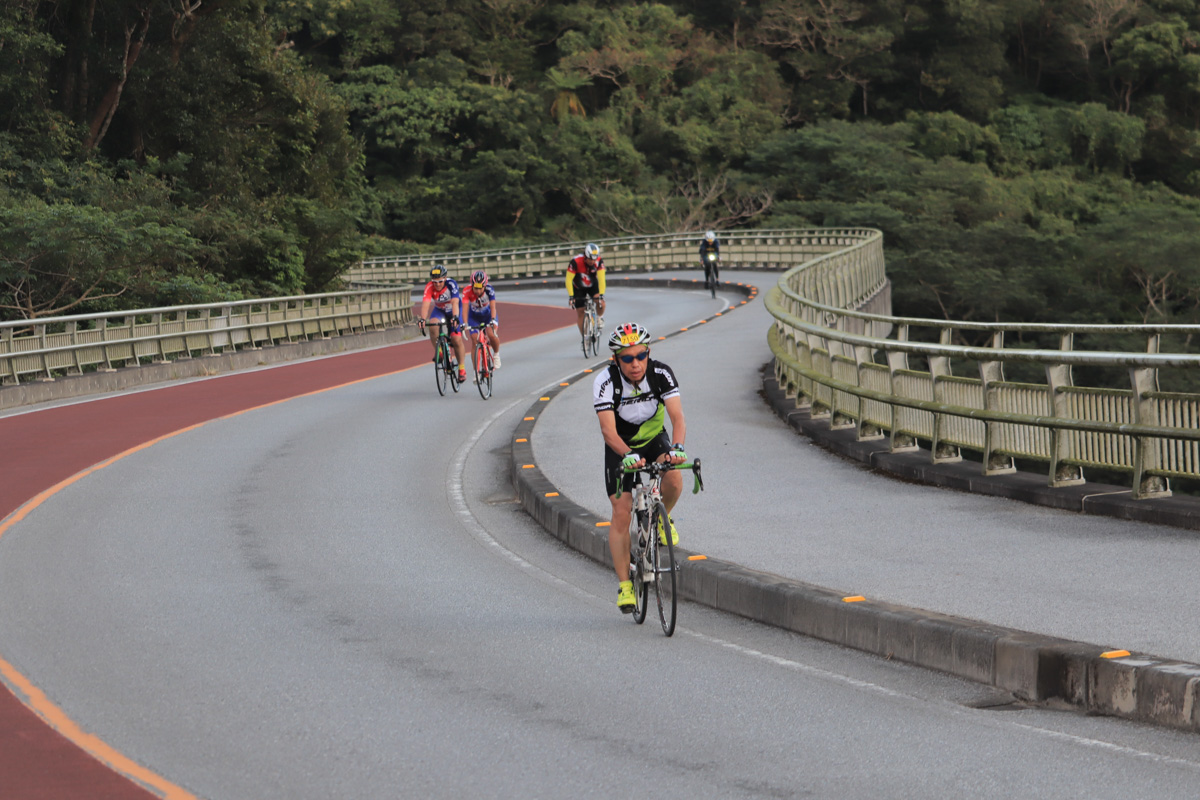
[434,341,449,396]
[474,340,492,400]
[650,501,676,636]
[588,314,601,356]
[630,516,649,625]
[581,312,593,358]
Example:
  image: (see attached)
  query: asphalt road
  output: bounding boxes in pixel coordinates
[1,281,1199,799]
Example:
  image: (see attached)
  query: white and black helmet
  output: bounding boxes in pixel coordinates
[704,230,715,242]
[584,243,601,260]
[608,322,652,353]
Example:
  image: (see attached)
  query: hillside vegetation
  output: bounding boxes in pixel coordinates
[4,0,1200,332]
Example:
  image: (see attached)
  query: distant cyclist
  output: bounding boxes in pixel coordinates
[593,322,688,614]
[417,265,466,384]
[567,243,606,338]
[462,269,501,372]
[699,230,720,290]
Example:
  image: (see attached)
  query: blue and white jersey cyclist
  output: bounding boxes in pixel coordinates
[461,269,501,371]
[593,322,689,614]
[418,264,467,383]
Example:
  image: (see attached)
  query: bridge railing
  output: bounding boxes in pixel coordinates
[347,229,875,284]
[0,289,413,385]
[766,231,1200,498]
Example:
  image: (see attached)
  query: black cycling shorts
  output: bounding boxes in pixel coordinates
[604,432,672,498]
[570,283,599,308]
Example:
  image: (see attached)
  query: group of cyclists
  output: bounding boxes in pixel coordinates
[415,232,721,615]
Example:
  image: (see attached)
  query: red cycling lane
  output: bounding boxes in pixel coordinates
[0,302,574,800]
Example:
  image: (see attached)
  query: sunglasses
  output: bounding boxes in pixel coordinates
[617,351,649,364]
[432,278,446,283]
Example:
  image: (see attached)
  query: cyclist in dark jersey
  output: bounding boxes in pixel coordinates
[593,322,688,613]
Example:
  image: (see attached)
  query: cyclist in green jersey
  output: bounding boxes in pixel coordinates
[593,322,688,614]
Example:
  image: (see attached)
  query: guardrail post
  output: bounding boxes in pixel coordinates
[1,326,17,385]
[980,332,1015,475]
[1130,363,1172,499]
[887,325,917,451]
[854,344,884,440]
[1046,335,1084,486]
[929,328,961,463]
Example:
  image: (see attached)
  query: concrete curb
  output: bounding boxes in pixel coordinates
[510,278,1200,735]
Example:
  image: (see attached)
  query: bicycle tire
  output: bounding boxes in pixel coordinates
[581,310,593,359]
[588,313,601,356]
[449,345,461,393]
[434,340,449,396]
[650,501,676,636]
[474,340,492,400]
[630,511,649,625]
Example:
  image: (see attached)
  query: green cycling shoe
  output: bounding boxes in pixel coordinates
[617,580,636,613]
[657,515,679,546]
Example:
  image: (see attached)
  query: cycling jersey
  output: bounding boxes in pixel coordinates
[423,278,461,314]
[462,284,495,315]
[566,255,606,297]
[593,359,680,449]
[699,239,720,257]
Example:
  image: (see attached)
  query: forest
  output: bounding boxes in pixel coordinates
[4,0,1200,333]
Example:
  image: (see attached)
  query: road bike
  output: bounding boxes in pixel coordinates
[581,296,602,358]
[419,318,462,396]
[616,458,703,636]
[703,252,719,299]
[469,322,497,400]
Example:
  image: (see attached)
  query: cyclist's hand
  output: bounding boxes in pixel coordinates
[621,452,643,471]
[597,294,604,301]
[416,317,426,331]
[667,444,688,465]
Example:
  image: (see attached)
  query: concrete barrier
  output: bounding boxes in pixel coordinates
[510,278,1200,734]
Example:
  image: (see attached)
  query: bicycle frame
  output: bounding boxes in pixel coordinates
[617,459,703,636]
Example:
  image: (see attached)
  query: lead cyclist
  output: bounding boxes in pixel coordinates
[593,322,688,614]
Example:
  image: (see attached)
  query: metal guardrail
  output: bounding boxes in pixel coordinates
[0,289,413,385]
[347,229,875,284]
[765,230,1200,498]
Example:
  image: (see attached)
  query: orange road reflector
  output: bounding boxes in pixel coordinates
[515,438,528,443]
[843,595,866,603]
[687,555,707,561]
[545,492,559,497]
[680,327,688,331]
[699,320,707,324]
[1101,649,1131,659]
[539,396,550,401]
[595,521,611,527]
[715,312,723,316]
[584,368,593,373]
[559,382,570,386]
[658,336,666,340]
[522,464,535,469]
[523,416,535,421]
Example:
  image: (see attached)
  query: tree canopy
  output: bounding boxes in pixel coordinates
[4,0,1200,328]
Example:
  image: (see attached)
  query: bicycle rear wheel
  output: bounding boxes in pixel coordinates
[434,340,449,396]
[650,501,676,636]
[474,340,492,400]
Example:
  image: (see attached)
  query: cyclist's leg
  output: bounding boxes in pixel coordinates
[451,328,466,372]
[574,301,586,335]
[605,448,634,582]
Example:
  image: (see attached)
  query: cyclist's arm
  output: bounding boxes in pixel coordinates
[597,410,638,464]
[664,395,686,463]
[419,299,431,321]
[489,298,498,321]
[597,266,606,295]
[566,270,575,297]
